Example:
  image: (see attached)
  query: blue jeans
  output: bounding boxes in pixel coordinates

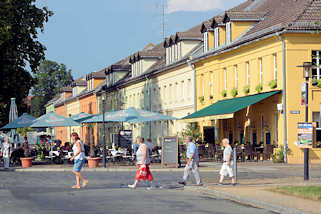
[73,159,85,172]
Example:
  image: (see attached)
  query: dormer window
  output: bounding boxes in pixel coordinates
[72,87,77,97]
[226,22,231,45]
[177,42,182,60]
[171,45,175,62]
[203,32,209,53]
[166,48,170,64]
[214,28,219,49]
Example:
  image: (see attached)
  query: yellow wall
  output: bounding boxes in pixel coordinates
[94,79,104,89]
[283,33,321,164]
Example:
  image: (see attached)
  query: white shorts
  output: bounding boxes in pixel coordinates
[220,162,234,177]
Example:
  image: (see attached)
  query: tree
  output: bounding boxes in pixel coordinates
[0,0,53,126]
[31,60,73,117]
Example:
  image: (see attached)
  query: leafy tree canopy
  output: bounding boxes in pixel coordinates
[0,0,53,126]
[31,60,73,117]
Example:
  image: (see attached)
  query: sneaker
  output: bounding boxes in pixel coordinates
[128,184,136,189]
[147,186,156,190]
[178,181,186,185]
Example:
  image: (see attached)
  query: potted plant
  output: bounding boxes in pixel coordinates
[269,79,277,89]
[231,88,238,97]
[311,77,318,86]
[243,85,250,94]
[86,124,100,168]
[221,89,227,97]
[198,96,205,103]
[20,135,33,168]
[255,83,263,93]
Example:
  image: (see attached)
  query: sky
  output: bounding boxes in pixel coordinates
[36,0,245,79]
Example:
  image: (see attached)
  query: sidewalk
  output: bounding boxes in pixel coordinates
[187,176,321,214]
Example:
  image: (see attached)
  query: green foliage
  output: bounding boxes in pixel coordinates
[243,85,250,94]
[198,96,204,103]
[312,78,318,86]
[0,0,52,126]
[181,123,201,143]
[269,80,277,89]
[221,89,227,97]
[272,145,292,163]
[255,84,263,93]
[231,88,238,97]
[17,127,33,137]
[31,60,73,117]
[316,79,321,88]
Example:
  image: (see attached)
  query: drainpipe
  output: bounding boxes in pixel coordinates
[187,59,197,112]
[145,75,152,139]
[278,32,288,163]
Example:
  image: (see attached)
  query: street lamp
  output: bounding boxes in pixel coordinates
[102,95,107,168]
[297,62,313,181]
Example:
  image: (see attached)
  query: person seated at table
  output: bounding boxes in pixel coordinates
[63,142,71,152]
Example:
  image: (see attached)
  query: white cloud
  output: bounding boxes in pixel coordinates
[167,0,222,13]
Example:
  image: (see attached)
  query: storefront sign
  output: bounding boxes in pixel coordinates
[297,122,313,148]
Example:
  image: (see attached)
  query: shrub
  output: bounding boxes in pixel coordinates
[255,83,263,93]
[272,145,292,163]
[231,88,238,97]
[269,79,277,89]
[198,96,204,103]
[243,85,250,94]
[221,90,227,97]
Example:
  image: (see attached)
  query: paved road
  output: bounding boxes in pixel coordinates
[0,171,277,214]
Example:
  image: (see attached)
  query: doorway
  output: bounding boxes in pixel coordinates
[203,126,215,158]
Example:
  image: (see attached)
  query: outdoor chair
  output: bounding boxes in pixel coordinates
[257,144,273,161]
[215,145,223,162]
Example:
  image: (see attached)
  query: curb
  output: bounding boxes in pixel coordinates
[184,186,308,214]
[14,167,219,173]
[13,166,221,172]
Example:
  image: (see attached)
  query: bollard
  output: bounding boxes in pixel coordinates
[233,148,237,183]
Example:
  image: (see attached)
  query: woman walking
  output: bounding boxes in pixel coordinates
[128,136,155,189]
[1,137,12,169]
[70,132,88,189]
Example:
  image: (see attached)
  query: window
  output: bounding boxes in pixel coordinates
[224,68,227,90]
[259,58,263,84]
[246,61,250,86]
[139,60,142,75]
[313,112,320,128]
[214,28,219,48]
[234,65,238,89]
[273,54,277,80]
[187,79,191,97]
[72,87,77,97]
[201,75,205,97]
[312,50,321,79]
[171,46,175,62]
[226,22,231,45]
[166,48,170,64]
[203,32,209,53]
[181,81,184,98]
[210,72,214,97]
[177,42,182,60]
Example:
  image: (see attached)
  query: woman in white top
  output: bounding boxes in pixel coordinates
[128,136,155,189]
[70,132,88,189]
[1,137,12,169]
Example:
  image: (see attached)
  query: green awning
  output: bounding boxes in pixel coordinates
[182,90,281,121]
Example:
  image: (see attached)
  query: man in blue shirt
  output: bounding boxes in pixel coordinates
[178,136,202,186]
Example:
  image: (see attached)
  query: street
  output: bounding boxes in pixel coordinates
[0,171,276,214]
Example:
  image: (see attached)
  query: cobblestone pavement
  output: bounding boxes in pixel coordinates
[0,171,276,214]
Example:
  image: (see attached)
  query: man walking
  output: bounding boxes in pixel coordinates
[219,138,236,185]
[179,136,202,186]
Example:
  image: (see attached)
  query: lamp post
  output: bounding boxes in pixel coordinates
[102,95,107,168]
[297,62,313,180]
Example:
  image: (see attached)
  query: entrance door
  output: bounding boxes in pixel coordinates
[266,132,271,145]
[203,126,215,158]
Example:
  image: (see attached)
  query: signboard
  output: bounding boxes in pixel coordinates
[161,136,178,168]
[298,123,313,148]
[118,130,132,148]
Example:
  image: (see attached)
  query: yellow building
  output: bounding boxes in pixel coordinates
[184,0,321,163]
